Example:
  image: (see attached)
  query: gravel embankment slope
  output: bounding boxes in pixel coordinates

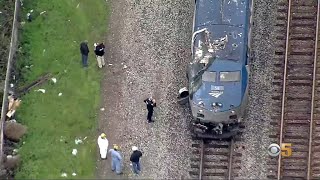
[236,0,277,179]
[97,0,193,179]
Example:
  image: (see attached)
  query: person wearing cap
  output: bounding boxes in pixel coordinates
[94,42,106,68]
[130,146,143,175]
[97,133,109,160]
[143,97,157,123]
[80,40,90,67]
[109,144,122,175]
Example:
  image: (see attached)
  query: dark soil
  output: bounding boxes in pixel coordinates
[0,0,17,179]
[0,0,15,81]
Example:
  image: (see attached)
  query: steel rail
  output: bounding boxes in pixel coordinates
[307,0,320,179]
[227,139,234,180]
[277,0,292,179]
[199,140,204,180]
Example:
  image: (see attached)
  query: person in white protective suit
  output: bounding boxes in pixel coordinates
[97,133,109,159]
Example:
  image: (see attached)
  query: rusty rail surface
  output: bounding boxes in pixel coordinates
[189,138,239,180]
[269,0,320,179]
[0,0,20,163]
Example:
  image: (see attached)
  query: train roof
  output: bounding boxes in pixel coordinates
[194,0,249,28]
[193,0,250,61]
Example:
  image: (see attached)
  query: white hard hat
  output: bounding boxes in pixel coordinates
[132,146,138,151]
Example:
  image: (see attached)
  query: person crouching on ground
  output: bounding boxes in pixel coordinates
[97,133,108,160]
[109,144,122,175]
[94,42,106,68]
[143,97,157,123]
[80,40,89,68]
[130,146,143,175]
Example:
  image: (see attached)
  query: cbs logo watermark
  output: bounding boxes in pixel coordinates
[268,143,292,157]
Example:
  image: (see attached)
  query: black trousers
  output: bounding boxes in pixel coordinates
[147,110,153,122]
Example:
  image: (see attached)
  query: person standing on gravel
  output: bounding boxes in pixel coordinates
[94,42,106,68]
[109,144,122,175]
[80,40,90,68]
[97,133,108,160]
[143,97,157,123]
[130,146,143,175]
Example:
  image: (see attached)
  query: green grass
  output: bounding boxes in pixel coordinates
[14,0,109,178]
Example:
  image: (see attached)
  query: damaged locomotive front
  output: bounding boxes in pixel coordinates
[178,0,252,139]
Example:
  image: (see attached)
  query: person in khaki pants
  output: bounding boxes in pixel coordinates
[94,42,106,68]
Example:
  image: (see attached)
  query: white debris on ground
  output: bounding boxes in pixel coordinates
[235,0,277,179]
[74,138,83,145]
[61,173,67,177]
[35,89,45,93]
[58,93,62,96]
[72,149,77,156]
[100,108,105,111]
[98,0,193,179]
[51,77,57,83]
[72,172,77,176]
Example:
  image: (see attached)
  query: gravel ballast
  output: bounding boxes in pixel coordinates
[97,0,194,179]
[236,0,277,179]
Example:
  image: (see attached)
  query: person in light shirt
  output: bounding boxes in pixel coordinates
[97,133,108,160]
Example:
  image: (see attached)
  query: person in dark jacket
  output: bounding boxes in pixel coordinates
[94,42,106,68]
[80,40,90,67]
[130,146,142,175]
[143,97,156,123]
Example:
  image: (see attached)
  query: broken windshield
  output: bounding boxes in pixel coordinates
[189,28,228,94]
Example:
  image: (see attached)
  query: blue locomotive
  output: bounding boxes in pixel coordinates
[178,0,252,139]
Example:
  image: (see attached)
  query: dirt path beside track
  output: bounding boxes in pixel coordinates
[97,0,193,179]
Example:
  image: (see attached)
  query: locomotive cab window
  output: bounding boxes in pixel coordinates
[202,71,216,82]
[220,71,241,82]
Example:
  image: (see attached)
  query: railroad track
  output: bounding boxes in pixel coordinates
[269,0,320,179]
[189,138,242,180]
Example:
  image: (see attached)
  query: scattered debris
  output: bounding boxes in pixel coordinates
[10,84,13,88]
[35,89,46,93]
[4,155,21,170]
[17,73,52,96]
[76,3,80,8]
[40,11,46,15]
[123,65,127,69]
[8,119,16,123]
[72,149,77,156]
[51,78,57,83]
[83,137,87,140]
[108,63,113,66]
[12,149,19,155]
[74,138,83,145]
[4,121,27,142]
[100,108,105,111]
[26,13,32,22]
[61,172,67,177]
[72,172,77,176]
[7,96,21,118]
[43,49,46,55]
[60,136,65,142]
[58,93,62,96]
[30,9,33,13]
